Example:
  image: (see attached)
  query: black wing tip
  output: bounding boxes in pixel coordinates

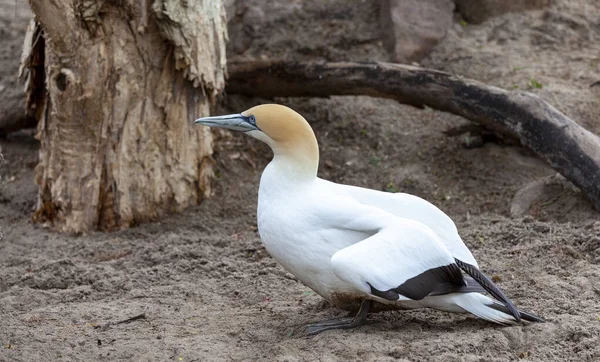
[522,313,546,323]
[505,299,522,324]
[517,308,546,323]
[454,259,522,323]
[488,302,546,323]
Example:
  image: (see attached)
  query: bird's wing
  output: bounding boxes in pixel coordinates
[330,219,470,301]
[328,180,478,267]
[318,184,520,319]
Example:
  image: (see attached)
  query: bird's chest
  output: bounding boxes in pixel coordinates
[256,201,329,271]
[257,193,361,261]
[256,196,367,299]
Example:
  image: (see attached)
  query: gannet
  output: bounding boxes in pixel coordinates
[195,104,544,335]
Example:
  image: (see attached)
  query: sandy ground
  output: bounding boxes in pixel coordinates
[1,0,600,361]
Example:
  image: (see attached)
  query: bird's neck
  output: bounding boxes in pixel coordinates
[271,135,319,180]
[259,156,317,205]
[268,149,317,183]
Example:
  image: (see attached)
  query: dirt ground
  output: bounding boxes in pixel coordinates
[1,0,600,361]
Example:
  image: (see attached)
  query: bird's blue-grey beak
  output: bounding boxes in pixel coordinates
[194,114,259,132]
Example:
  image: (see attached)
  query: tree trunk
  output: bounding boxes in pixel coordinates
[23,0,227,232]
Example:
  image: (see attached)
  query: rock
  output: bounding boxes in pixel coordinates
[224,0,237,23]
[461,133,484,149]
[226,0,261,55]
[0,89,36,133]
[455,0,551,24]
[380,0,454,63]
[510,175,556,217]
[510,174,589,219]
[225,0,304,56]
[510,178,546,217]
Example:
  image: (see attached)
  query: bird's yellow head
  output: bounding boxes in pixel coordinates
[195,104,319,177]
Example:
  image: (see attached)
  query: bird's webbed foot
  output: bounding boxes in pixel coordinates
[304,299,372,336]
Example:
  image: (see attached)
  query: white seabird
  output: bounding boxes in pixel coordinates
[195,104,544,335]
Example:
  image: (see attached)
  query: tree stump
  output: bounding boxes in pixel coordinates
[23,0,227,232]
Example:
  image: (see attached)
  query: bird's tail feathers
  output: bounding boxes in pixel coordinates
[452,293,545,324]
[454,258,522,323]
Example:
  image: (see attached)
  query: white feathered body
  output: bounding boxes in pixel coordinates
[196,104,538,325]
[255,158,523,324]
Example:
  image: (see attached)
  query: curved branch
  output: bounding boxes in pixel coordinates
[226,60,600,211]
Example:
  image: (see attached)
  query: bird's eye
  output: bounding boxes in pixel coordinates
[249,115,256,125]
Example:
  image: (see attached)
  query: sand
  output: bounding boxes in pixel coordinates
[1,0,599,361]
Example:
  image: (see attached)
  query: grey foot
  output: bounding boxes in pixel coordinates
[304,300,372,336]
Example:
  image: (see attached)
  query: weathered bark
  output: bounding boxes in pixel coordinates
[226,60,600,211]
[0,145,4,182]
[0,20,40,134]
[23,0,227,232]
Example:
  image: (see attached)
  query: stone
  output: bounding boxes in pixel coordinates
[380,0,455,63]
[455,0,551,24]
[226,0,304,56]
[509,174,582,218]
[510,177,548,217]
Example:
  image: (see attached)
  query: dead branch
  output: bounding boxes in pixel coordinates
[226,60,600,211]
